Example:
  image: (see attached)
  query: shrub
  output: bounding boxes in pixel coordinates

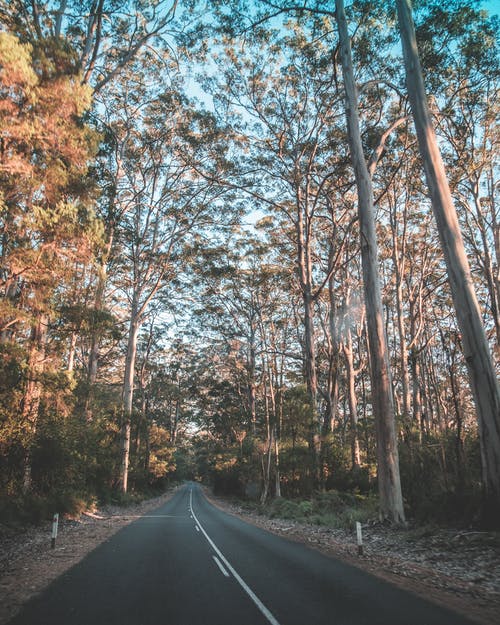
[267,498,307,519]
[263,489,379,529]
[298,500,313,516]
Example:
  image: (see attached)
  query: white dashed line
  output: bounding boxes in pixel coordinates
[213,555,230,577]
[189,488,281,625]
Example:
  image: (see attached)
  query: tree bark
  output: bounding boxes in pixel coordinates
[296,186,321,482]
[85,232,113,422]
[488,166,500,330]
[470,180,500,349]
[344,325,361,469]
[396,0,500,521]
[21,313,48,492]
[391,193,412,432]
[260,372,273,504]
[274,425,281,498]
[54,0,68,38]
[326,250,341,433]
[408,295,425,442]
[335,0,405,523]
[67,330,77,373]
[248,322,257,435]
[119,299,140,494]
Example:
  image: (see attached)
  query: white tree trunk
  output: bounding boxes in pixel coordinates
[67,330,77,373]
[119,302,140,494]
[274,426,281,498]
[335,0,405,523]
[344,326,361,469]
[396,0,500,519]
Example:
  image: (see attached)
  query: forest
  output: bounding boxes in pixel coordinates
[0,0,499,530]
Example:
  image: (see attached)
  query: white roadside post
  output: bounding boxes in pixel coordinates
[356,521,363,556]
[51,513,59,549]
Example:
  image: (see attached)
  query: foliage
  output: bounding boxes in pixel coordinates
[263,490,379,529]
[399,432,483,526]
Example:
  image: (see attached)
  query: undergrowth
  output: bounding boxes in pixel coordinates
[0,491,97,525]
[255,490,379,529]
[0,484,171,526]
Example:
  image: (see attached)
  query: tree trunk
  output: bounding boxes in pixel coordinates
[344,325,361,469]
[470,180,500,349]
[172,395,180,445]
[326,258,341,433]
[275,336,284,499]
[85,270,106,420]
[119,301,140,494]
[21,313,48,492]
[260,376,273,504]
[408,295,425,442]
[67,330,77,373]
[391,197,411,432]
[248,322,257,435]
[85,226,114,421]
[488,166,500,332]
[296,182,321,482]
[335,0,405,523]
[449,345,466,489]
[396,0,500,521]
[274,426,281,498]
[300,232,321,479]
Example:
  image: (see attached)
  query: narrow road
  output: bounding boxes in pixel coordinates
[9,484,478,625]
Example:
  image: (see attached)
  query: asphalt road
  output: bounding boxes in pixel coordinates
[8,483,479,625]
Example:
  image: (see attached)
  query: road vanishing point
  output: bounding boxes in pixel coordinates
[8,483,479,625]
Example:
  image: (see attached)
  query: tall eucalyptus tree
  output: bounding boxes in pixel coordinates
[114,113,225,491]
[335,0,405,522]
[395,0,500,521]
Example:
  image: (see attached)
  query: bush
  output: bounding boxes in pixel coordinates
[0,490,97,525]
[268,498,303,519]
[109,490,144,507]
[399,433,483,526]
[263,489,379,529]
[298,500,313,516]
[312,490,378,528]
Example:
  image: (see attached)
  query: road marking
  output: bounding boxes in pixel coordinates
[213,555,230,577]
[189,489,281,625]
